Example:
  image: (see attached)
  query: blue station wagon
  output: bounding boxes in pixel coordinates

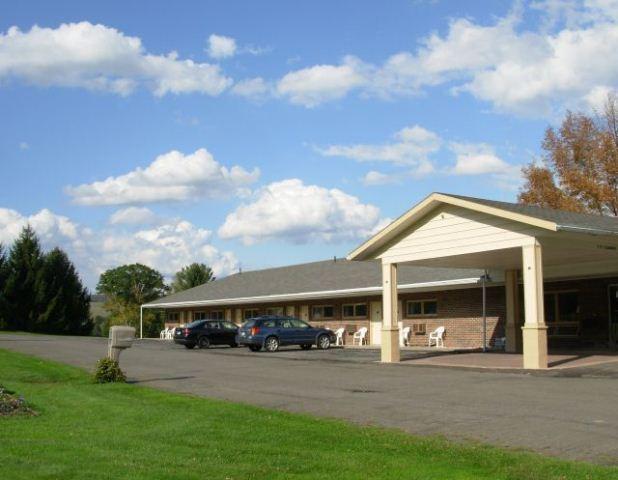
[237,316,336,352]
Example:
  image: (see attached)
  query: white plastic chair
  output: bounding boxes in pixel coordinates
[400,326,411,346]
[160,328,168,340]
[334,327,345,346]
[166,328,175,340]
[428,326,445,348]
[352,327,368,346]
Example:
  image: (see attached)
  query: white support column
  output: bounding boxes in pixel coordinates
[504,269,520,353]
[521,240,548,369]
[381,262,400,363]
[139,305,143,339]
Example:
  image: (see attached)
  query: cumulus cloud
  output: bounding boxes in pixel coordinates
[108,207,158,225]
[65,148,260,206]
[361,171,400,186]
[218,179,386,244]
[273,1,618,115]
[0,22,232,96]
[316,125,440,175]
[231,77,271,100]
[206,34,237,59]
[448,142,524,190]
[0,207,238,288]
[276,56,368,107]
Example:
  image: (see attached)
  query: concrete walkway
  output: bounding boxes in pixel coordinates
[2,333,618,464]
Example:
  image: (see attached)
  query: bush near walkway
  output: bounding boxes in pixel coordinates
[0,348,616,480]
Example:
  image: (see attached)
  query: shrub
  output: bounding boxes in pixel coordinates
[0,384,37,416]
[93,358,126,383]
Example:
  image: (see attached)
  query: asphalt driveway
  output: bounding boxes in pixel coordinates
[1,333,617,464]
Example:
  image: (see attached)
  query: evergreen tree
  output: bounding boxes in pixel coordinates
[0,244,8,330]
[36,248,92,335]
[172,263,215,293]
[5,226,44,331]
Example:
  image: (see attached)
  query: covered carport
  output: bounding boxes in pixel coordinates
[348,193,618,369]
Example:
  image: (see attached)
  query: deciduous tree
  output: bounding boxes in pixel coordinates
[96,264,168,336]
[519,94,618,216]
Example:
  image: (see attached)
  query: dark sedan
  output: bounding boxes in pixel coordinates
[237,316,336,352]
[174,320,239,349]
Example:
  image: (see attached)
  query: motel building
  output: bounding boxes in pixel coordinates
[143,193,618,369]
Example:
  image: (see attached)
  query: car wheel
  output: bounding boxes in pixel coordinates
[198,337,210,349]
[184,344,195,350]
[264,336,279,352]
[300,344,312,350]
[317,334,331,350]
[248,345,261,352]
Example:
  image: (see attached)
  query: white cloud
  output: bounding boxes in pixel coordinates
[447,142,523,190]
[273,2,618,115]
[218,179,386,245]
[207,34,237,59]
[108,207,158,225]
[65,148,260,206]
[316,124,440,175]
[0,207,239,288]
[276,56,368,107]
[0,22,232,96]
[19,141,29,150]
[231,77,270,100]
[362,170,400,186]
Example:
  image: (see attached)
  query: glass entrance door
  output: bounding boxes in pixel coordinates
[609,285,618,348]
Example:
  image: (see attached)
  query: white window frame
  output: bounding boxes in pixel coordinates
[342,303,368,319]
[405,299,438,317]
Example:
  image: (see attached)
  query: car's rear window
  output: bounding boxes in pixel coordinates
[187,320,205,328]
[243,320,255,329]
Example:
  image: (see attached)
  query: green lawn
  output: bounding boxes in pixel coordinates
[0,349,615,480]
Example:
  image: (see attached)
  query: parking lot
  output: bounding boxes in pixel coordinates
[2,333,618,464]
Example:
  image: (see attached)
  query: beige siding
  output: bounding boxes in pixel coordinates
[379,205,540,264]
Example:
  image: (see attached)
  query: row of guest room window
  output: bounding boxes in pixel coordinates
[166,300,439,322]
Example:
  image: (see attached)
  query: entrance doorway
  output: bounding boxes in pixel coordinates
[370,301,381,346]
[609,285,618,347]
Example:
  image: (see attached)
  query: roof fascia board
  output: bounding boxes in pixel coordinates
[142,276,481,309]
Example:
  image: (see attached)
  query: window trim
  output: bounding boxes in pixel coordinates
[311,304,335,320]
[193,311,208,321]
[208,310,224,320]
[342,303,368,319]
[405,299,438,317]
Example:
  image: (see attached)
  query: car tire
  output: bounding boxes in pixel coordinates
[198,337,210,349]
[317,334,331,350]
[264,336,279,352]
[184,344,195,350]
[300,344,312,350]
[248,345,261,352]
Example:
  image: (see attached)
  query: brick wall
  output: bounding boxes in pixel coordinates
[159,276,617,348]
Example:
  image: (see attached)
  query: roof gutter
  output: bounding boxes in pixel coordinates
[142,276,482,309]
[556,224,618,236]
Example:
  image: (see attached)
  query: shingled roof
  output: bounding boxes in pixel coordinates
[445,194,618,236]
[145,259,482,307]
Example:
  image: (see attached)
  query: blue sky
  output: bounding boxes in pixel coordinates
[1,0,616,288]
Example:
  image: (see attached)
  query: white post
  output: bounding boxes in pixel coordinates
[521,240,548,369]
[140,305,143,339]
[381,262,400,363]
[504,269,520,353]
